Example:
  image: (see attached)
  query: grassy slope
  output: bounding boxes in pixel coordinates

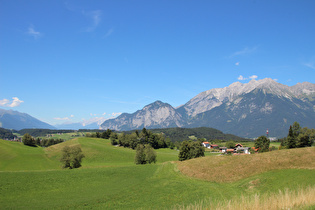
[0,138,314,209]
[177,147,315,182]
[0,140,60,171]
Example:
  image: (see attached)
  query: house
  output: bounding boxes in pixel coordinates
[235,143,243,148]
[226,148,235,153]
[210,144,219,149]
[235,146,251,154]
[219,147,227,153]
[202,142,210,148]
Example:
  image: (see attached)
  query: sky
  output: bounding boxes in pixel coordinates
[1,0,315,125]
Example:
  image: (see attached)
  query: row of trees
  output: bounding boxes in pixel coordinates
[86,129,113,139]
[281,122,314,149]
[110,128,175,150]
[0,128,16,139]
[22,133,64,147]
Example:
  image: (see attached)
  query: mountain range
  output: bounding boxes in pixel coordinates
[54,117,106,130]
[101,78,315,138]
[0,109,55,130]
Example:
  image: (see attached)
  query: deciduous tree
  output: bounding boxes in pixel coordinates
[254,136,270,152]
[60,145,85,169]
[22,133,36,147]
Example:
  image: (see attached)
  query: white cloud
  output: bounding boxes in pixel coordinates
[102,112,106,115]
[235,62,240,66]
[0,97,24,107]
[230,46,258,58]
[27,25,42,39]
[111,112,122,117]
[249,75,258,80]
[70,115,74,118]
[54,117,70,121]
[238,75,258,81]
[104,28,114,38]
[84,10,102,32]
[237,75,246,80]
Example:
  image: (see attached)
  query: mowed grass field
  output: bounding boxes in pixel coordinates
[0,138,314,209]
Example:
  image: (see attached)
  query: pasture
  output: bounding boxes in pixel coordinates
[0,138,314,209]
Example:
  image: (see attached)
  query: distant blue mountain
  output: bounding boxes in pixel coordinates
[0,109,55,130]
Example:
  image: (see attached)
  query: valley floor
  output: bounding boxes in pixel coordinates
[0,138,314,209]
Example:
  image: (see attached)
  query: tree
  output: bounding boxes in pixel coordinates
[109,132,118,145]
[225,141,235,149]
[22,133,36,147]
[286,126,296,148]
[296,133,310,148]
[60,145,85,169]
[101,129,112,139]
[135,144,157,165]
[178,140,205,161]
[189,141,205,159]
[292,122,301,139]
[254,136,270,152]
[144,144,157,164]
[135,144,146,164]
[178,141,190,161]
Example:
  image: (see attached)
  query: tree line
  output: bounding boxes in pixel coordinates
[0,128,16,139]
[124,127,249,142]
[111,128,175,150]
[17,129,75,137]
[22,133,64,147]
[87,128,176,150]
[280,122,314,149]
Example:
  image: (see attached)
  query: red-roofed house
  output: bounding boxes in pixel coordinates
[210,144,219,149]
[202,142,210,148]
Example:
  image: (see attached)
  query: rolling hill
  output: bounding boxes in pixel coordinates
[0,138,314,209]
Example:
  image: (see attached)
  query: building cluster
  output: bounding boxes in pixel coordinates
[202,142,257,155]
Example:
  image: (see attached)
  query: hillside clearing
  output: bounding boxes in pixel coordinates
[177,147,315,182]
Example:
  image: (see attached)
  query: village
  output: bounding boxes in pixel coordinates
[202,141,258,155]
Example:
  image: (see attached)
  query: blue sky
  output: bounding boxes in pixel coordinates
[1,0,315,125]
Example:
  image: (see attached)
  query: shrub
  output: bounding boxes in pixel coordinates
[60,145,85,169]
[135,144,157,165]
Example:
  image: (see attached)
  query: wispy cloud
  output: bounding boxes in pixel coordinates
[53,117,70,121]
[235,62,240,66]
[230,46,258,58]
[0,97,24,107]
[238,75,258,81]
[54,114,74,121]
[111,112,122,117]
[83,10,102,32]
[104,28,114,38]
[249,75,258,80]
[303,57,315,70]
[27,25,42,39]
[237,75,247,80]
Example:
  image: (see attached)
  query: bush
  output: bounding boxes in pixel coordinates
[22,133,36,147]
[178,140,205,161]
[135,144,157,165]
[60,145,85,169]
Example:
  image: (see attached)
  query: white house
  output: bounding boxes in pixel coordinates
[202,142,210,148]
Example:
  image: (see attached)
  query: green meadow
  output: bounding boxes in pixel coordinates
[0,138,314,209]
